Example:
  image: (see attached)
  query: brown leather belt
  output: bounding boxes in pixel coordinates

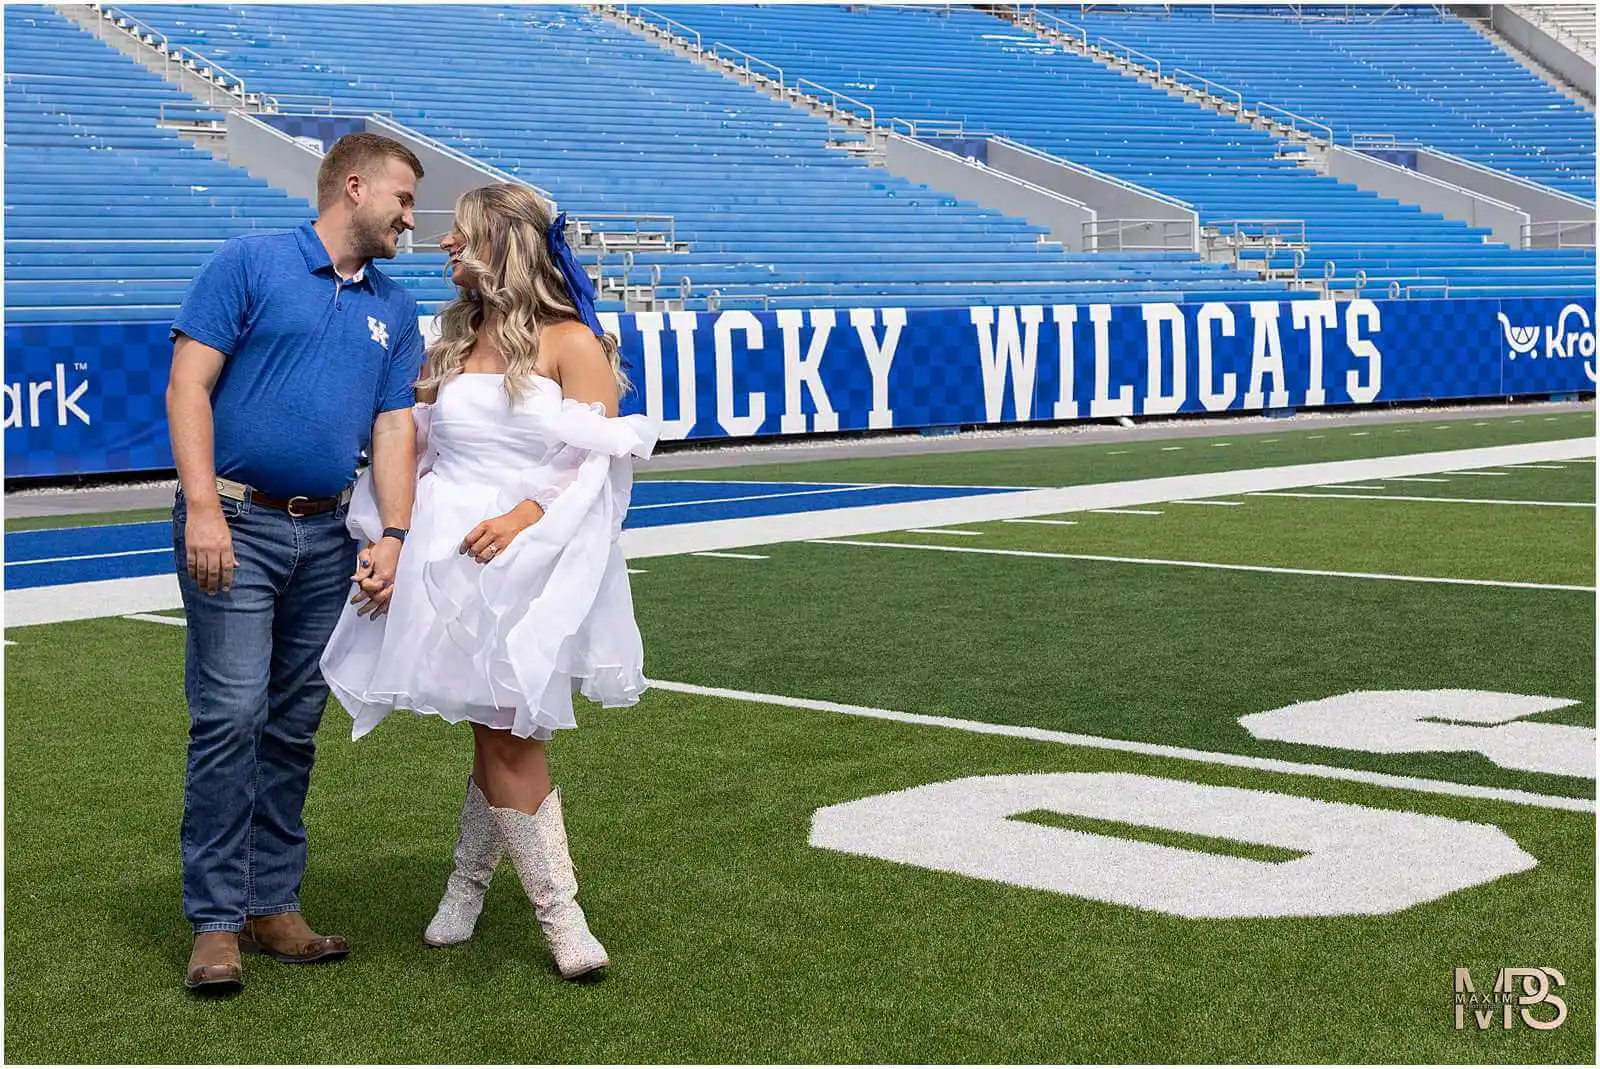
[216,477,352,518]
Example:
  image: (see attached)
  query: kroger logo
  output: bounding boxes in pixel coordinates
[1497,303,1597,383]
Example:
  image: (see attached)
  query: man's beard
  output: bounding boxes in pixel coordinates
[352,211,397,260]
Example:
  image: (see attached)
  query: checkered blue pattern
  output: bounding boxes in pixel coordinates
[257,115,367,152]
[6,296,1594,478]
[5,322,174,478]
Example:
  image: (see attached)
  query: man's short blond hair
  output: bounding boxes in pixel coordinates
[316,132,424,209]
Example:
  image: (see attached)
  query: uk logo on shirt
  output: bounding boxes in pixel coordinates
[368,316,390,350]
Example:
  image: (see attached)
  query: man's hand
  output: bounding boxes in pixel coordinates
[461,501,545,564]
[350,535,403,618]
[186,506,237,595]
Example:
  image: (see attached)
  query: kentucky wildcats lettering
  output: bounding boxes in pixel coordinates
[4,295,1594,476]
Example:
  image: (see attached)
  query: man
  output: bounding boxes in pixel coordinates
[167,132,426,993]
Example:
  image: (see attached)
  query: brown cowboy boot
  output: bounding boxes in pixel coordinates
[240,912,349,964]
[185,931,243,993]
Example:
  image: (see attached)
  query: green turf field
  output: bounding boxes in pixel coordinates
[4,410,1595,1063]
[640,409,1596,486]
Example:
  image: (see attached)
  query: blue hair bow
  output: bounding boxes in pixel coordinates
[547,211,605,337]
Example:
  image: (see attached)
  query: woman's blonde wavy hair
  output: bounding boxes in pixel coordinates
[417,183,629,404]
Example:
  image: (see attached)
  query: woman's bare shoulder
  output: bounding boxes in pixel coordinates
[539,320,604,378]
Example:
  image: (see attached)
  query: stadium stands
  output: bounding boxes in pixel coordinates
[4,2,1592,324]
[1515,3,1597,57]
[661,3,1594,299]
[2,6,454,323]
[77,3,1291,312]
[1054,4,1596,198]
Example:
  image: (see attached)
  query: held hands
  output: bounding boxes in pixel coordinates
[350,534,403,618]
[461,500,546,564]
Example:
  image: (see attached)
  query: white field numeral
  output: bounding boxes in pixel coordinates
[810,773,1535,919]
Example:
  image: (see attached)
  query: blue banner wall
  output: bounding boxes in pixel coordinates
[5,296,1594,479]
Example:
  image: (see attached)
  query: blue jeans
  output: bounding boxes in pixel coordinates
[173,487,358,933]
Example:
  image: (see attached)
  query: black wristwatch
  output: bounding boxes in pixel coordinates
[381,527,408,543]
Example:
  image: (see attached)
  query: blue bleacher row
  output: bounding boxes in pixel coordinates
[1049,4,1594,198]
[3,3,1593,326]
[657,4,1594,300]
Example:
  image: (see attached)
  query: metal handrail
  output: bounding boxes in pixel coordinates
[1095,35,1162,76]
[796,78,876,135]
[1350,131,1405,148]
[628,6,702,53]
[705,290,772,312]
[1395,275,1451,299]
[1256,101,1334,144]
[101,5,167,53]
[1208,219,1310,245]
[260,94,342,115]
[1171,67,1243,108]
[909,119,972,138]
[1026,8,1089,47]
[710,41,783,90]
[1522,219,1598,249]
[989,136,1196,211]
[405,209,457,251]
[365,115,542,200]
[156,101,225,127]
[576,211,680,248]
[890,117,973,139]
[1083,218,1196,252]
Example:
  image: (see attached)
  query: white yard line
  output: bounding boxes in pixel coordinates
[691,551,770,561]
[1451,471,1511,477]
[1504,464,1567,471]
[648,680,1594,814]
[1316,484,1388,491]
[1089,509,1163,516]
[1386,477,1451,484]
[1171,500,1242,507]
[904,528,983,536]
[123,612,186,627]
[810,539,1593,593]
[1249,492,1594,509]
[7,547,167,567]
[1002,519,1078,526]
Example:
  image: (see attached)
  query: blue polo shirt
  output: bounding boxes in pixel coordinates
[172,222,425,497]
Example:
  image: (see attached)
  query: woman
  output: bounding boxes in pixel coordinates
[320,183,658,980]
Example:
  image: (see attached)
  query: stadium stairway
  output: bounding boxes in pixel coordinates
[3,5,456,324]
[653,4,1594,301]
[117,2,1294,311]
[1052,4,1596,198]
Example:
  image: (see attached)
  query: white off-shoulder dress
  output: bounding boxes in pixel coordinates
[320,372,660,740]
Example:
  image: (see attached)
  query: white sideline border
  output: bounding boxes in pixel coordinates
[648,680,1595,815]
[62,611,1598,816]
[7,438,1593,628]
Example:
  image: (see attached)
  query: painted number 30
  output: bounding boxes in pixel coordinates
[810,690,1589,919]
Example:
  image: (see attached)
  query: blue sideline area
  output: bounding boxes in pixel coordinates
[2,480,1017,590]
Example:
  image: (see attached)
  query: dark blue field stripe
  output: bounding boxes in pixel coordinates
[622,483,1016,527]
[632,480,861,505]
[5,483,1018,588]
[6,549,173,590]
[8,521,171,562]
[5,481,855,562]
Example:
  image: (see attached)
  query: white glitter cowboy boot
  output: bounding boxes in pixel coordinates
[423,776,504,947]
[490,789,609,979]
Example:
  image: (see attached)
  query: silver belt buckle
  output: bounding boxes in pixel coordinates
[286,495,312,517]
